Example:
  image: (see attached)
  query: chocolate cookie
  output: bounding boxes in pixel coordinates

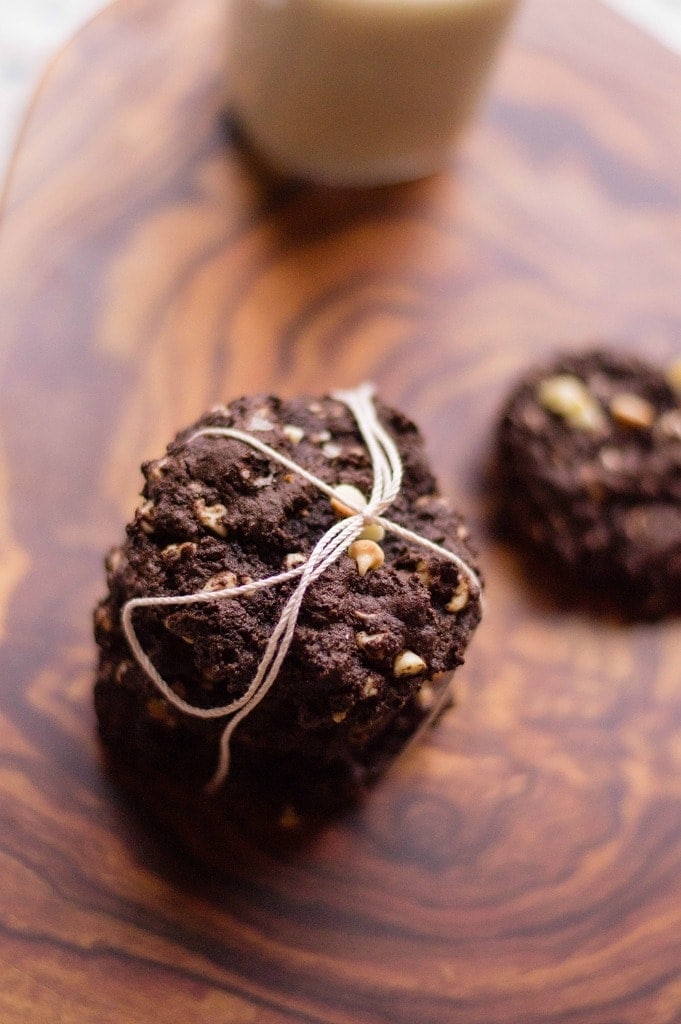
[494,349,681,618]
[94,388,482,821]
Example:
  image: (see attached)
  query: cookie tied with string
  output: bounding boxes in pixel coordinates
[94,388,482,818]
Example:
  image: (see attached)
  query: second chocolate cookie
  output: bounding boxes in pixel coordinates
[494,349,681,618]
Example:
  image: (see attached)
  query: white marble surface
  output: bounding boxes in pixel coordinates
[0,0,680,178]
[602,0,681,53]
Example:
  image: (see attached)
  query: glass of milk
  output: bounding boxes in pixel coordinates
[227,0,518,186]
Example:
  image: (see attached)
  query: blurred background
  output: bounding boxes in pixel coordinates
[0,0,680,179]
[0,0,107,174]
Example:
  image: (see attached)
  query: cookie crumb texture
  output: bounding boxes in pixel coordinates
[495,350,681,618]
[94,394,482,815]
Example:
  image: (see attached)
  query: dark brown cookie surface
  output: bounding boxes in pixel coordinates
[494,349,681,618]
[94,392,482,817]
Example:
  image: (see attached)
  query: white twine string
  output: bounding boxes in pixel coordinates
[121,383,482,792]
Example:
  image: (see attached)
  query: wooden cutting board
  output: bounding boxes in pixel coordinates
[0,0,680,1020]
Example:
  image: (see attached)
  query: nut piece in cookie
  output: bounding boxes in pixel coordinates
[494,349,681,618]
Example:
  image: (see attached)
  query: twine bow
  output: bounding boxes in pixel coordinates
[121,384,482,791]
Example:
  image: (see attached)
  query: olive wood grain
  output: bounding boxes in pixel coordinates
[1,0,681,1021]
